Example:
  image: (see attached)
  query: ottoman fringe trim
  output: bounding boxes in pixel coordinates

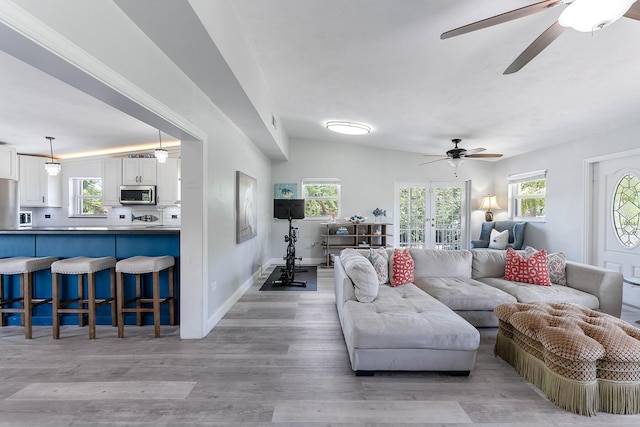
[599,380,640,414]
[495,332,598,416]
[495,332,516,364]
[544,369,598,417]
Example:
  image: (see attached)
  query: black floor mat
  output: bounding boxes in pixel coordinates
[259,265,317,291]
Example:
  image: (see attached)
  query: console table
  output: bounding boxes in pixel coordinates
[320,222,391,267]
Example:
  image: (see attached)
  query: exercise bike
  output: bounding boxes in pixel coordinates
[272,199,307,287]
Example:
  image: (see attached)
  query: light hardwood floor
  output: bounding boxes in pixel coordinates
[1,267,640,426]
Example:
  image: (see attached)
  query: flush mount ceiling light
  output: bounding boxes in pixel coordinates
[325,121,371,136]
[44,136,61,176]
[559,0,636,32]
[154,130,168,163]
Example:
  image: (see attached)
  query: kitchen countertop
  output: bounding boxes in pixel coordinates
[0,226,180,234]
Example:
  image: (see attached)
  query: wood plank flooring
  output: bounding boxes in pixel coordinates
[1,266,640,425]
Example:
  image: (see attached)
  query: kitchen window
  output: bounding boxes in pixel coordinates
[72,178,108,216]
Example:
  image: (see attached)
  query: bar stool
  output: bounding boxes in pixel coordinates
[0,256,58,339]
[116,256,175,338]
[51,256,117,339]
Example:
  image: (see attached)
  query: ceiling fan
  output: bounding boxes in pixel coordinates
[419,138,503,169]
[441,0,640,74]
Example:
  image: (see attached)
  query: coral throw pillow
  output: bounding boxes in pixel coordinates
[391,248,414,286]
[504,247,551,286]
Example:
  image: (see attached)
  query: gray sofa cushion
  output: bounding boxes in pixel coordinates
[342,283,479,350]
[471,249,508,279]
[409,248,472,278]
[478,277,600,310]
[413,277,517,311]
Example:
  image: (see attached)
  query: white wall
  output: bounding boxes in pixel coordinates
[9,0,273,338]
[491,121,640,262]
[270,138,495,263]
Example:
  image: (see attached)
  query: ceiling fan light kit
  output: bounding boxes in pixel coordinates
[325,121,371,136]
[441,0,640,73]
[419,138,503,176]
[559,0,637,32]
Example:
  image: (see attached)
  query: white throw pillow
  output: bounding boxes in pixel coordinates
[340,249,379,303]
[489,229,509,249]
[368,248,389,285]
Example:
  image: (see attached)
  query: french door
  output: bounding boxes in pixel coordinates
[395,181,470,250]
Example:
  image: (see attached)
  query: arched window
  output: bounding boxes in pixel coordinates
[612,173,640,248]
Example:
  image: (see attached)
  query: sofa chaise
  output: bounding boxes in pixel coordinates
[334,247,623,375]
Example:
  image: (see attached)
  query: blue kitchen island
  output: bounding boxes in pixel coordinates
[0,227,179,327]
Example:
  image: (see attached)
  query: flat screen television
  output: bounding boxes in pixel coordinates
[273,199,305,220]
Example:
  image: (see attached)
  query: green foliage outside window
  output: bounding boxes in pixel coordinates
[76,179,108,216]
[303,183,339,217]
[399,187,426,247]
[517,179,546,218]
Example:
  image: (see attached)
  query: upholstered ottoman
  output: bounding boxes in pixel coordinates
[494,302,640,416]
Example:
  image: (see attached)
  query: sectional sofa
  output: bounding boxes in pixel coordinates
[334,247,623,375]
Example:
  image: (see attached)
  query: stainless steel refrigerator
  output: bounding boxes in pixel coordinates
[0,178,19,229]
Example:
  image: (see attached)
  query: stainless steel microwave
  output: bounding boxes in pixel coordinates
[119,185,156,205]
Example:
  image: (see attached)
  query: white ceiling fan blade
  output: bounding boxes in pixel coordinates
[419,157,448,166]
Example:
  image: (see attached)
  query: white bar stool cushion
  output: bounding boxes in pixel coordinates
[51,256,116,274]
[0,256,58,274]
[116,256,174,274]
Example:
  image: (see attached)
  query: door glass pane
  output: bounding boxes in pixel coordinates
[434,187,462,250]
[612,173,640,248]
[399,186,426,248]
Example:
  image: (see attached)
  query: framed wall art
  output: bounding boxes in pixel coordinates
[274,183,297,199]
[236,171,257,243]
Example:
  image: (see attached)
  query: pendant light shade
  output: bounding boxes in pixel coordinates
[44,136,61,176]
[155,130,168,163]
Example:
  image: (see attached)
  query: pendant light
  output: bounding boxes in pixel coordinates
[155,130,168,163]
[44,136,61,176]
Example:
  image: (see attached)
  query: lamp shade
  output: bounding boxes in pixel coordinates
[479,195,501,211]
[559,0,636,32]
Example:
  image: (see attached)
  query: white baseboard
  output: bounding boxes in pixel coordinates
[204,268,260,334]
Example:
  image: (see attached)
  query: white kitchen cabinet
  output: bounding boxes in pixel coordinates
[0,145,18,180]
[156,158,180,205]
[18,155,61,207]
[122,157,156,185]
[102,158,122,206]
